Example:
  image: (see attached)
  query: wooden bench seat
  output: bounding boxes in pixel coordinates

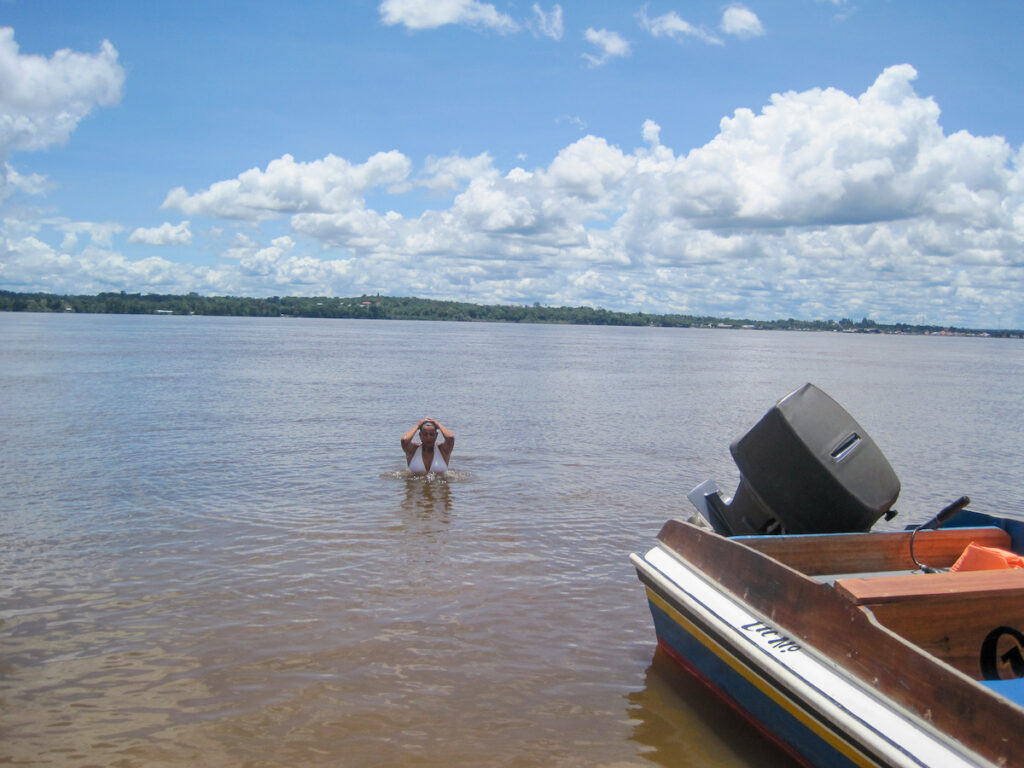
[835,567,1024,605]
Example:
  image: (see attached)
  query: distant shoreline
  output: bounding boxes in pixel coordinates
[1,290,1019,338]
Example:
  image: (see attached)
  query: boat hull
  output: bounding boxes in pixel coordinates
[631,529,1014,768]
[644,590,868,768]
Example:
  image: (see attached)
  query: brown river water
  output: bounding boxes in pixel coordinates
[2,313,1022,766]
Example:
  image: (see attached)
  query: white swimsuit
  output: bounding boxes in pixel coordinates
[409,445,448,474]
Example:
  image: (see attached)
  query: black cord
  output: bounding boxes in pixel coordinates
[908,525,936,573]
[908,496,971,573]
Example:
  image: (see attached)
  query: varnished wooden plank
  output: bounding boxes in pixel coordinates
[836,568,1024,605]
[734,527,1010,575]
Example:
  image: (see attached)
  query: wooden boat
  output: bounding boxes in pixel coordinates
[631,385,1024,767]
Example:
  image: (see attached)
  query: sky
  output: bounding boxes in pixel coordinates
[1,0,1023,328]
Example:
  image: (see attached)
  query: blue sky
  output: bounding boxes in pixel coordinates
[2,1,1023,328]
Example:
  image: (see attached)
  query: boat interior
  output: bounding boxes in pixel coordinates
[735,518,1024,688]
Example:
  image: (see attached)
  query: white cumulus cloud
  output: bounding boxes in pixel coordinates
[638,8,722,45]
[532,4,564,40]
[49,219,124,249]
[162,151,412,221]
[0,27,125,202]
[17,65,1024,328]
[379,0,518,33]
[0,27,125,155]
[129,221,193,246]
[0,162,48,201]
[417,152,497,193]
[721,5,765,38]
[653,64,1011,229]
[583,28,631,67]
[0,234,204,295]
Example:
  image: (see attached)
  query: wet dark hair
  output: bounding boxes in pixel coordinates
[419,421,439,434]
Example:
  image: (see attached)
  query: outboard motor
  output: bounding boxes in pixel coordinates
[692,383,900,536]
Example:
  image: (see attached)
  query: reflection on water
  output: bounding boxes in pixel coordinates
[401,473,455,519]
[627,648,799,768]
[398,474,455,538]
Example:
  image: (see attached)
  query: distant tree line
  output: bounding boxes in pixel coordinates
[0,290,1018,337]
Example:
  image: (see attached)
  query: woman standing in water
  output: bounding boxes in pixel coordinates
[402,418,454,474]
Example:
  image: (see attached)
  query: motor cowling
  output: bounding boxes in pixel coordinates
[700,383,900,536]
